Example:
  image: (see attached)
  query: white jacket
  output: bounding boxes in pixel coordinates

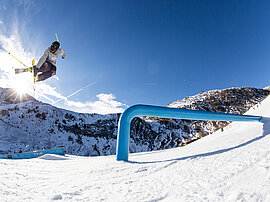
[36,47,66,69]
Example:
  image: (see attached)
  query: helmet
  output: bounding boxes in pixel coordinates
[50,41,60,52]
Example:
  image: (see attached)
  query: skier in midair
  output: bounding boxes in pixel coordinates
[33,41,66,82]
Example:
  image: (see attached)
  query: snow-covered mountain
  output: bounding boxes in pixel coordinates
[0,87,269,156]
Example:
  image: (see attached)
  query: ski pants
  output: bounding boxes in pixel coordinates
[34,61,56,82]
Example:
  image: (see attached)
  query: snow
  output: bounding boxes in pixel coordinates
[1,96,270,201]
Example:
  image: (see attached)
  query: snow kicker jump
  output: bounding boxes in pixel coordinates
[116,104,262,161]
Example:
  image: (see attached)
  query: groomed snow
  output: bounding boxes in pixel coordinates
[1,96,270,201]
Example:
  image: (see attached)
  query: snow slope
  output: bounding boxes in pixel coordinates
[1,96,270,201]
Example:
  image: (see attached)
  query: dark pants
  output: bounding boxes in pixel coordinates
[34,61,56,82]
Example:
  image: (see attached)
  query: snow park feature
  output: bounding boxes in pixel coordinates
[1,95,270,201]
[0,147,64,159]
[116,104,262,161]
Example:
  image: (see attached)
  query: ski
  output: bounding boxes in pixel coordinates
[15,67,32,74]
[14,59,36,91]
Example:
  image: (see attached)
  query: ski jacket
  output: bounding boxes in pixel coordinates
[36,47,66,69]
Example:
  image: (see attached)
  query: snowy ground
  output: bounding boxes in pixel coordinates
[1,96,270,201]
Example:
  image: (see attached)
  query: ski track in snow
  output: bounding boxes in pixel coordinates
[1,96,270,201]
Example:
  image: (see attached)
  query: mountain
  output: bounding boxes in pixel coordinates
[0,88,36,104]
[0,87,269,156]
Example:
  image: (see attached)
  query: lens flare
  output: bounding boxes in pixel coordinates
[12,74,33,98]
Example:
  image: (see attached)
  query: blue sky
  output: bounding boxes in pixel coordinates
[0,0,270,114]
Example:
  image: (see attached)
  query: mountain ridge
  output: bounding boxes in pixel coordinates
[0,86,269,156]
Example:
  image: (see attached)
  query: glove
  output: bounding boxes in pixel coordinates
[62,56,65,59]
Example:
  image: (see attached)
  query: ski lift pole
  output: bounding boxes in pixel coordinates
[3,48,28,68]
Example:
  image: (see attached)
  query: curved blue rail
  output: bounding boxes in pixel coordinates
[116,104,262,161]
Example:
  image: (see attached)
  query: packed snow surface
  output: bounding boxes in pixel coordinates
[1,96,270,201]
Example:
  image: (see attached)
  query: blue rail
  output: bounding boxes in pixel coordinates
[116,104,262,161]
[0,147,65,159]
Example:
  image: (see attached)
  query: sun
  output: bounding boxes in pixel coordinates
[14,84,28,95]
[13,76,33,96]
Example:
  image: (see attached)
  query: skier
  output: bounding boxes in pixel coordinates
[32,41,66,82]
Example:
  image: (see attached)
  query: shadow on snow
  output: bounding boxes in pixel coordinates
[128,117,270,164]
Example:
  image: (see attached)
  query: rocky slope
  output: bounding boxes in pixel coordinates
[0,87,269,156]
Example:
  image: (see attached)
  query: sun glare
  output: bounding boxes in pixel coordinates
[14,84,28,95]
[13,76,33,96]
